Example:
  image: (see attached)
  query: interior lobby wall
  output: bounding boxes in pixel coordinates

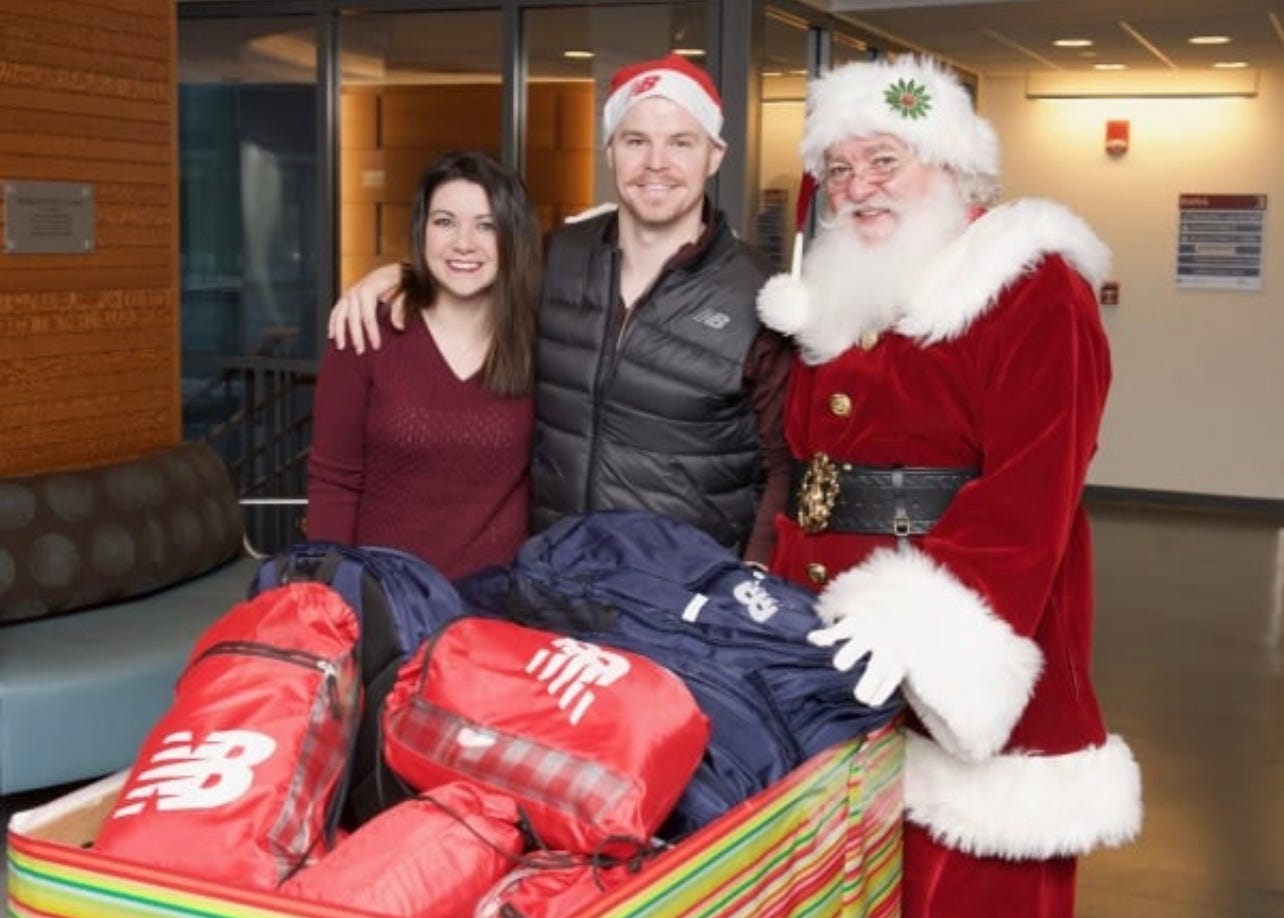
[980,69,1284,500]
[0,1,179,476]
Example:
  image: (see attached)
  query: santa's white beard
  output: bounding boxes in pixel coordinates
[797,173,971,361]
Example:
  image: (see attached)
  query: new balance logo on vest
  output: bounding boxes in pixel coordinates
[112,729,277,817]
[527,636,630,725]
[691,306,731,330]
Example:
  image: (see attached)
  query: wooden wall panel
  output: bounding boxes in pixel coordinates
[337,81,594,288]
[0,0,177,476]
[527,82,595,230]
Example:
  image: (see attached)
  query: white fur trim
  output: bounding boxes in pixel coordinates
[897,198,1112,344]
[756,273,809,334]
[563,202,618,224]
[602,68,724,147]
[801,56,999,180]
[816,547,1042,761]
[758,197,1110,361]
[905,731,1143,859]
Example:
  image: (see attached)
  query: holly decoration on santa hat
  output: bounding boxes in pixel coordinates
[885,78,931,120]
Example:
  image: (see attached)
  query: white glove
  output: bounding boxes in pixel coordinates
[808,619,907,707]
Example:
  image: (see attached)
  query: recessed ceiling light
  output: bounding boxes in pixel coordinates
[763,70,784,78]
[672,48,705,57]
[562,50,594,60]
[1213,61,1248,69]
[1053,39,1094,48]
[1094,63,1127,70]
[1188,35,1231,45]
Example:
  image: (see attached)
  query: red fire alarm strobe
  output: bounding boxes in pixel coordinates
[1105,120,1129,156]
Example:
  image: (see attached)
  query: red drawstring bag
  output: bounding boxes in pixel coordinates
[94,583,361,889]
[280,781,526,918]
[382,617,709,857]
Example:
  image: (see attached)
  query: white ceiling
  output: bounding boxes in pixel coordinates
[824,0,1284,79]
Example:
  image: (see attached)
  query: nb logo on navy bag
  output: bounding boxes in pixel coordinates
[732,578,780,623]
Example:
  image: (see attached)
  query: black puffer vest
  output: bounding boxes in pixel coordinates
[531,208,769,550]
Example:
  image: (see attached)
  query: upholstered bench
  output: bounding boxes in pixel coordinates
[0,442,258,795]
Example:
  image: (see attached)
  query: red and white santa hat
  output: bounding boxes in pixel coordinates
[602,53,725,148]
[800,54,999,180]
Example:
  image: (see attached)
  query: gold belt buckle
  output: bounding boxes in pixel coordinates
[797,452,840,534]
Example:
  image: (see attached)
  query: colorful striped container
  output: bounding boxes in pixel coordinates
[7,725,902,918]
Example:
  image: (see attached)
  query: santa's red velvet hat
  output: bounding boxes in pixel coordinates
[602,54,725,148]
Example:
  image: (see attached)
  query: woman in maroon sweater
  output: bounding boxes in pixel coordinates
[307,152,542,579]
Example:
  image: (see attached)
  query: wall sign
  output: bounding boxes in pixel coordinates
[3,180,95,254]
[1176,194,1266,291]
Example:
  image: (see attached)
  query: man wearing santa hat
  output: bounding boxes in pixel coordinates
[328,54,790,564]
[756,55,1142,916]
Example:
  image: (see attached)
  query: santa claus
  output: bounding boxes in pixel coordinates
[757,55,1142,917]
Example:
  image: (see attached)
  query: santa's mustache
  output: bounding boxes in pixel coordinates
[816,199,897,232]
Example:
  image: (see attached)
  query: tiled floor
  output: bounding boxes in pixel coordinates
[5,500,1283,914]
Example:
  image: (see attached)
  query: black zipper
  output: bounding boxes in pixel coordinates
[189,640,344,719]
[584,247,625,510]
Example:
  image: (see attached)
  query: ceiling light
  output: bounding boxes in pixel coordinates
[1213,61,1248,69]
[1094,63,1127,70]
[563,50,594,60]
[672,48,705,57]
[1026,69,1258,99]
[1188,35,1231,45]
[1053,39,1093,48]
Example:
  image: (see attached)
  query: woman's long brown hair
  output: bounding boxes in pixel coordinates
[402,150,541,397]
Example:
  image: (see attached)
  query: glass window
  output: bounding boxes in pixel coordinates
[178,16,321,546]
[337,10,503,291]
[523,3,707,236]
[831,31,875,69]
[179,17,319,365]
[754,7,810,271]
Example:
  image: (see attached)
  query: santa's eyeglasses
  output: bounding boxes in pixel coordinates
[822,153,903,190]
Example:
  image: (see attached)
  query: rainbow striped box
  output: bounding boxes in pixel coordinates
[7,725,901,918]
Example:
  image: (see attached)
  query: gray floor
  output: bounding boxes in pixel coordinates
[4,501,1283,915]
[1076,501,1284,918]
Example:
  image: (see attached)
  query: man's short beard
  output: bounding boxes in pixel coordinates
[801,172,971,349]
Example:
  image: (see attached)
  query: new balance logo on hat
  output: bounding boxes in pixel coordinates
[692,306,731,330]
[112,729,277,816]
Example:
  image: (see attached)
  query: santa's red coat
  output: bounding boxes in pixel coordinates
[760,199,1142,872]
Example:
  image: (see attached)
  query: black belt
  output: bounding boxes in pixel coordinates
[787,456,977,537]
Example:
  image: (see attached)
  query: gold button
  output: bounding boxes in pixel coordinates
[860,330,880,351]
[806,562,828,585]
[828,392,852,417]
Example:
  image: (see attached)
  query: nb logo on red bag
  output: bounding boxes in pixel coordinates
[526,637,630,726]
[112,729,277,817]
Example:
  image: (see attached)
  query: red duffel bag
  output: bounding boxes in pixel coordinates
[94,582,361,889]
[382,616,709,857]
[280,780,526,918]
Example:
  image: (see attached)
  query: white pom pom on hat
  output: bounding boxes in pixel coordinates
[601,53,725,148]
[801,55,999,180]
